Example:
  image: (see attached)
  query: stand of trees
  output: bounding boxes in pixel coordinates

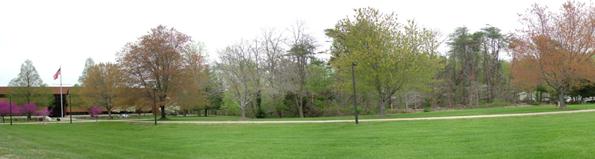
[19,1,590,119]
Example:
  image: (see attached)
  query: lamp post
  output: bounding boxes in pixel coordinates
[69,93,72,124]
[351,62,359,124]
[152,87,157,125]
[9,95,12,126]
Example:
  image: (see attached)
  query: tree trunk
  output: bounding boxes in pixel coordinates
[296,96,304,118]
[108,110,112,119]
[558,92,567,109]
[240,105,246,119]
[379,98,386,116]
[160,105,167,119]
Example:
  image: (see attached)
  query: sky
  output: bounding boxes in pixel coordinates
[0,0,579,86]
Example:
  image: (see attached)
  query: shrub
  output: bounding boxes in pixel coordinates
[423,98,432,112]
[0,102,9,116]
[89,106,102,118]
[21,103,38,120]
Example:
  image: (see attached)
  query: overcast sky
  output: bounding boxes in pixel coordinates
[0,0,578,86]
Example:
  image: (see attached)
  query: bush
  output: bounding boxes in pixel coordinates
[21,103,38,120]
[89,106,102,118]
[0,102,9,116]
[423,98,432,112]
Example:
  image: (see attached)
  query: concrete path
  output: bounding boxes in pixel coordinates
[3,109,595,125]
[136,109,595,124]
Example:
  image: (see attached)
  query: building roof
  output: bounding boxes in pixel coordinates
[0,86,72,95]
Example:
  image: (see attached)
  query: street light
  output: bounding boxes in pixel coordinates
[9,95,12,126]
[351,62,359,124]
[69,93,72,124]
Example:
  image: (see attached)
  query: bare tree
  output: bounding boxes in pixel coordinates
[218,41,258,119]
[286,22,316,118]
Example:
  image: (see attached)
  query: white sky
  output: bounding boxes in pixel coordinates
[0,0,578,86]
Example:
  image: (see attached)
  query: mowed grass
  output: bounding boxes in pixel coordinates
[157,104,595,121]
[2,108,595,158]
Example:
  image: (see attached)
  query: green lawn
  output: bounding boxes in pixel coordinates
[2,106,595,158]
[156,104,595,121]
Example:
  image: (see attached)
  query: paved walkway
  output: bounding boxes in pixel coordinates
[3,109,595,125]
[139,109,595,124]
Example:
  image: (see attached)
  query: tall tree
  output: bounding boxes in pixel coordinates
[287,22,316,118]
[218,41,258,119]
[260,29,288,117]
[8,59,53,119]
[480,26,508,103]
[326,8,442,116]
[174,42,209,116]
[446,27,483,106]
[118,25,196,119]
[511,1,595,108]
[81,63,125,119]
[205,67,224,116]
[79,58,95,85]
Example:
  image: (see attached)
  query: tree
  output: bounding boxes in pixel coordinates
[88,106,102,120]
[0,102,10,123]
[258,29,287,118]
[81,63,125,119]
[446,27,483,106]
[218,41,258,119]
[326,8,442,115]
[79,58,95,85]
[511,1,595,108]
[8,60,53,119]
[480,26,508,103]
[205,68,224,116]
[20,103,38,120]
[287,22,316,118]
[174,42,209,116]
[118,25,197,119]
[305,59,335,114]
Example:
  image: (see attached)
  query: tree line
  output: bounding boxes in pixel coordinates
[5,1,594,119]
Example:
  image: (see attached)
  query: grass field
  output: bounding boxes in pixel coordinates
[2,104,595,158]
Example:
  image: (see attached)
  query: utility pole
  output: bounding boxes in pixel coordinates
[351,62,359,124]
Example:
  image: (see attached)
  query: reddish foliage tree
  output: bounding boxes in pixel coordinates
[117,25,196,120]
[511,1,595,108]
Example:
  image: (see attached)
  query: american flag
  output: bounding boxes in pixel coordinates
[53,68,61,80]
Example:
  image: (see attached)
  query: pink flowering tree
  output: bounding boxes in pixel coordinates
[21,103,38,120]
[0,102,9,123]
[88,106,102,120]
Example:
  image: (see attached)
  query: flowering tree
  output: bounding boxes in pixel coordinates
[21,103,37,120]
[88,106,102,119]
[0,102,9,123]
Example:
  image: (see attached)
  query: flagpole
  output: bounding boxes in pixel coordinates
[60,66,64,118]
